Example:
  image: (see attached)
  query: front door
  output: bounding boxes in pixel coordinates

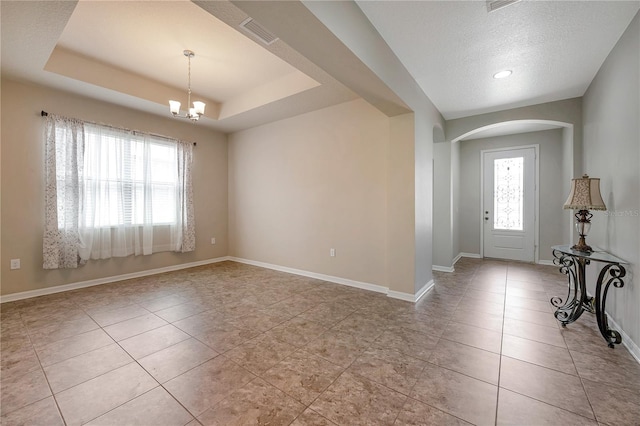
[482,147,536,262]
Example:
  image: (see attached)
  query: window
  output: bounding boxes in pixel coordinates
[44,114,195,269]
[493,156,524,230]
[81,124,178,228]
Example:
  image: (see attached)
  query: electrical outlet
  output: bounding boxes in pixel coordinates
[10,259,20,270]
[211,237,216,245]
[330,248,336,257]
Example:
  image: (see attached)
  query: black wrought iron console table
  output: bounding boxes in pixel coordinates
[551,245,627,348]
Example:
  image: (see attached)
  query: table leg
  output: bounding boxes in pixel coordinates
[594,263,626,348]
[551,251,591,325]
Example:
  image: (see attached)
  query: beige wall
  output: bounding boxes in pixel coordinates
[451,141,460,260]
[298,0,443,293]
[0,78,228,296]
[229,99,392,288]
[433,141,452,268]
[387,113,416,294]
[583,12,639,352]
[1,81,423,299]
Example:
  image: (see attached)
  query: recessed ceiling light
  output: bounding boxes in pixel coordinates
[493,70,513,79]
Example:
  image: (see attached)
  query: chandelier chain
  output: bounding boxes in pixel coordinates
[187,52,192,109]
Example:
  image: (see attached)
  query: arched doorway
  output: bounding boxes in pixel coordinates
[433,119,576,269]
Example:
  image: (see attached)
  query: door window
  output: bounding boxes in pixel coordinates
[493,157,524,231]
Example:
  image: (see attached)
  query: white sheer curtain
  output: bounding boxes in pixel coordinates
[175,140,195,252]
[43,115,85,269]
[43,115,195,269]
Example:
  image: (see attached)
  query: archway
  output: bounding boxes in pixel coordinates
[433,119,576,270]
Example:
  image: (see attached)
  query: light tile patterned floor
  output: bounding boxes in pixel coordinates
[1,258,640,425]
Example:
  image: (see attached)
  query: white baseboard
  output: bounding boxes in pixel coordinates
[387,280,434,303]
[228,257,389,295]
[2,255,437,306]
[459,252,481,259]
[435,252,482,272]
[229,256,433,303]
[386,290,414,302]
[582,289,639,365]
[0,257,231,304]
[432,265,455,273]
[607,315,640,364]
[417,280,435,302]
[456,252,553,266]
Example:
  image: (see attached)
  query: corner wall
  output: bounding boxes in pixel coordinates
[582,12,639,354]
[388,113,416,294]
[0,78,228,296]
[451,141,461,260]
[228,99,392,289]
[295,0,445,294]
[433,141,452,269]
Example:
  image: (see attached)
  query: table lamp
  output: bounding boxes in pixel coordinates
[563,174,606,252]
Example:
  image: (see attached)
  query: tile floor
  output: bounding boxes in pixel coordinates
[1,258,640,425]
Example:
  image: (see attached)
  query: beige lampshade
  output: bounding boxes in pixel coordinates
[563,174,606,210]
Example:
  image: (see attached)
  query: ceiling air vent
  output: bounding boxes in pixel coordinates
[486,0,522,12]
[240,18,279,46]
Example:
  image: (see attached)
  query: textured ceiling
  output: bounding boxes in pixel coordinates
[1,0,638,133]
[357,0,640,119]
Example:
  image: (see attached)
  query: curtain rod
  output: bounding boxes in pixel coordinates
[40,110,197,146]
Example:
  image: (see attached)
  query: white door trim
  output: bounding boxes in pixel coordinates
[480,145,540,263]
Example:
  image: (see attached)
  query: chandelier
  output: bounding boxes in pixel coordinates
[169,50,205,122]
